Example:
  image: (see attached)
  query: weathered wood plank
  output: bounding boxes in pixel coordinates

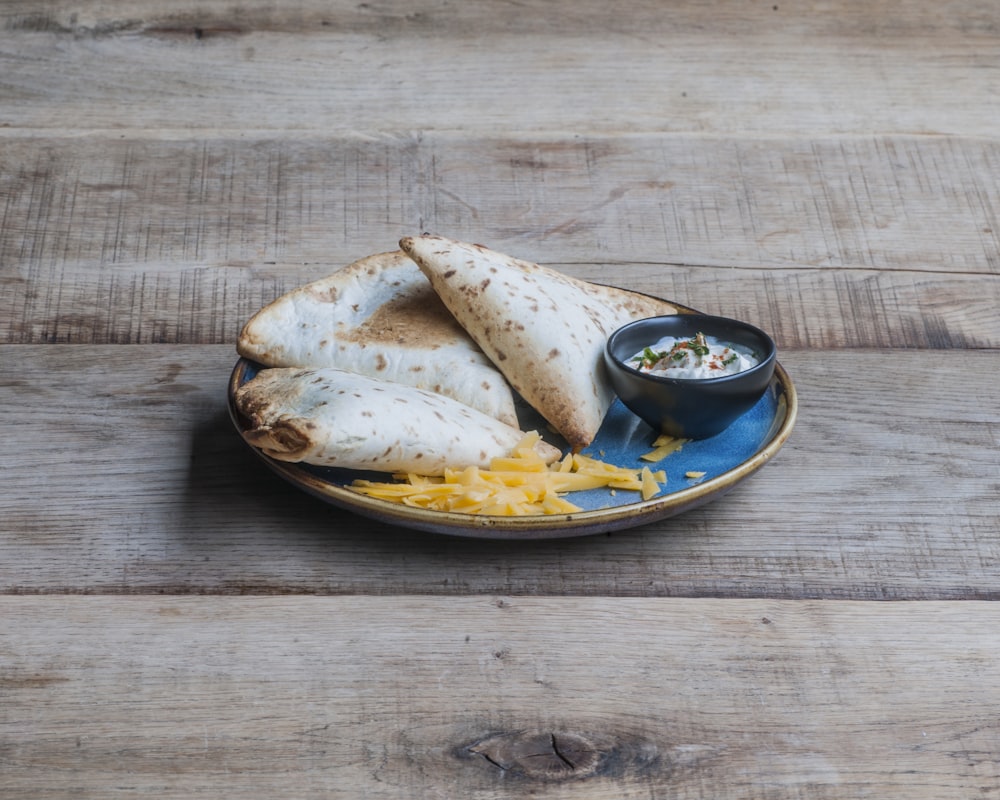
[2,135,998,348]
[2,3,995,798]
[2,596,999,798]
[2,345,997,599]
[1,0,999,134]
[5,0,999,39]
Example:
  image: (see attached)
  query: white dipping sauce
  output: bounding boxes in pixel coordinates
[630,332,758,379]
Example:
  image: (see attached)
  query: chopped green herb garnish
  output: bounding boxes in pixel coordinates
[634,347,667,369]
[689,333,710,357]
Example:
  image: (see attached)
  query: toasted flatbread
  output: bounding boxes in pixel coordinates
[399,235,678,449]
[236,251,518,426]
[234,367,560,475]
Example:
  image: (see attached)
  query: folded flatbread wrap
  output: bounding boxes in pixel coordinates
[234,367,561,475]
[399,235,678,449]
[237,251,518,426]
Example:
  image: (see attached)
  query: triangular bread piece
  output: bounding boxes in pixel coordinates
[234,367,560,475]
[399,235,678,449]
[237,251,518,426]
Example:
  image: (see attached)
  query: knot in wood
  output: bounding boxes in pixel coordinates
[466,731,601,781]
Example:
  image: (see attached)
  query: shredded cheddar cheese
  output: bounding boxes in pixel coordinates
[348,432,668,516]
[639,434,688,463]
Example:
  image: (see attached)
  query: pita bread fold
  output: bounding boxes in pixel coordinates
[399,235,678,449]
[234,367,560,475]
[237,251,518,426]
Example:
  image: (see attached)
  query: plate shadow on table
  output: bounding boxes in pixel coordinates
[178,406,689,595]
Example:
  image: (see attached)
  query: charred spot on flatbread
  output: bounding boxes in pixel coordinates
[342,287,459,349]
[305,284,339,303]
[242,419,311,459]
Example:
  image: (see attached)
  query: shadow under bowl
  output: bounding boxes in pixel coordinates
[604,314,777,440]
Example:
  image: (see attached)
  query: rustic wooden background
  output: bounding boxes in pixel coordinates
[2,1,999,797]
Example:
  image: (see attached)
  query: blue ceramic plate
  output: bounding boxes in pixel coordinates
[227,302,797,539]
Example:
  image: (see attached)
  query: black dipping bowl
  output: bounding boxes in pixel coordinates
[604,314,777,440]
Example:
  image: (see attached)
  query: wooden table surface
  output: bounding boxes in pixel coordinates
[3,1,999,796]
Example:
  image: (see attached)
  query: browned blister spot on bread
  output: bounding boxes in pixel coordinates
[305,284,339,303]
[342,286,461,349]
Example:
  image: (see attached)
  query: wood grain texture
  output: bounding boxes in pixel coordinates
[1,0,1000,134]
[3,596,1000,798]
[2,345,997,599]
[4,0,999,796]
[2,134,999,348]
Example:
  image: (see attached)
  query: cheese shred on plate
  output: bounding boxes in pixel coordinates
[348,432,667,516]
[639,434,688,462]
